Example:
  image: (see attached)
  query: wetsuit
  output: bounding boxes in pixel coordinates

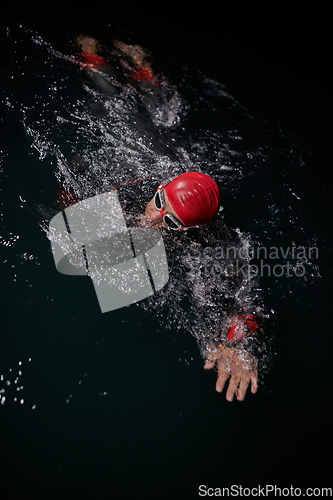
[114,177,262,357]
[56,172,261,357]
[129,67,156,84]
[78,52,112,72]
[75,51,127,96]
[77,52,157,85]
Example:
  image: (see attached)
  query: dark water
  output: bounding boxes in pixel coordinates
[1,8,333,499]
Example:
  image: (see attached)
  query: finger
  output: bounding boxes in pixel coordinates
[216,369,229,393]
[236,376,250,401]
[226,373,241,402]
[204,359,215,370]
[250,373,258,394]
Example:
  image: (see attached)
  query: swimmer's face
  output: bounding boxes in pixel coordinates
[144,188,185,229]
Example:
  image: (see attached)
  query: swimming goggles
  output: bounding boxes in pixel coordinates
[154,184,201,231]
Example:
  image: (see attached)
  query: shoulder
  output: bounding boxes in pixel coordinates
[114,176,159,213]
[211,218,239,242]
[187,217,241,248]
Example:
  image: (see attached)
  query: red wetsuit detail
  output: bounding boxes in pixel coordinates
[56,187,79,208]
[227,313,260,341]
[79,52,111,71]
[129,67,155,83]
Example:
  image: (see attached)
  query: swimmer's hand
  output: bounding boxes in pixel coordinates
[113,41,144,58]
[204,344,258,402]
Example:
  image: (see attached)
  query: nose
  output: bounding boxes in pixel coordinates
[147,207,163,222]
[145,199,163,222]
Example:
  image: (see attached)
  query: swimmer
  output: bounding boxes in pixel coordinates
[72,35,155,82]
[112,40,157,83]
[71,35,159,95]
[71,35,130,95]
[143,171,259,402]
[55,159,260,402]
[73,35,112,71]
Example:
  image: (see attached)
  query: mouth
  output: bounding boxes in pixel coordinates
[140,214,164,229]
[144,198,165,228]
[145,203,158,221]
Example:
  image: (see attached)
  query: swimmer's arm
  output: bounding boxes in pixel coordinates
[204,343,258,402]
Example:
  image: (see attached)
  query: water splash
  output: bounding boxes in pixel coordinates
[0,358,36,409]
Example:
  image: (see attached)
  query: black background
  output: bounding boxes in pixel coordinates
[2,3,332,499]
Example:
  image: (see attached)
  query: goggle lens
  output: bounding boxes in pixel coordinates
[154,190,163,210]
[163,214,181,230]
[153,184,200,231]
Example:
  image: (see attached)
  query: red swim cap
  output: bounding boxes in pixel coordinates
[164,172,220,226]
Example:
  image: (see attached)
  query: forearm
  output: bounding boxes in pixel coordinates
[197,310,261,357]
